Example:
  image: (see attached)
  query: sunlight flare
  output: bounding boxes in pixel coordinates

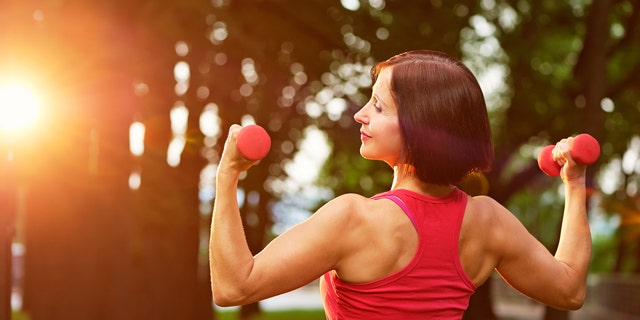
[0,82,41,134]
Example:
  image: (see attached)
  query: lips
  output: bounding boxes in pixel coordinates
[360,131,372,141]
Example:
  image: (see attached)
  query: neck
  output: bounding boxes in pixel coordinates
[392,165,455,197]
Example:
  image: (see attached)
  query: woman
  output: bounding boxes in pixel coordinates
[209,50,591,319]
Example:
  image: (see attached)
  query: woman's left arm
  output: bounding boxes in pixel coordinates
[549,138,592,305]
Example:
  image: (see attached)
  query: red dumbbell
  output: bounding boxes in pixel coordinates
[537,134,600,176]
[236,125,271,161]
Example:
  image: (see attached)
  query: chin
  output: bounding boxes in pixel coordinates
[360,152,381,162]
[359,148,374,160]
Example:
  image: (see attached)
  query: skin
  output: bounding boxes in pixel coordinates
[209,66,591,310]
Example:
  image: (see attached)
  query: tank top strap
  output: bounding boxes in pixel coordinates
[371,193,417,227]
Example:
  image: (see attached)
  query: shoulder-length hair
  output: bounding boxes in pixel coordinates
[371,50,494,185]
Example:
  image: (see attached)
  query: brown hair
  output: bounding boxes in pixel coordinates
[371,50,493,185]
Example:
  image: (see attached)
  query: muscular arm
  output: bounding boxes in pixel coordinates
[209,169,254,305]
[209,125,355,306]
[494,139,591,310]
[554,176,591,306]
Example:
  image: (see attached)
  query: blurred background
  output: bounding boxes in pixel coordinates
[1,0,639,319]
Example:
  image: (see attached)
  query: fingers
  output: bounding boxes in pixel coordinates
[229,124,242,135]
[552,136,585,182]
[222,124,241,156]
[218,124,258,174]
[224,124,242,145]
[552,137,573,167]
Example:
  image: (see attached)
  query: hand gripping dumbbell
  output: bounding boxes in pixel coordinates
[537,134,600,176]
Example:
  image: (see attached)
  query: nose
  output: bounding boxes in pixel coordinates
[354,105,367,124]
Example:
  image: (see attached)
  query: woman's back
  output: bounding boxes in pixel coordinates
[321,188,477,319]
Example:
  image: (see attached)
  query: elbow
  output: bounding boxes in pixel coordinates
[210,266,258,306]
[564,292,586,311]
[211,284,253,307]
[211,289,234,307]
[551,288,587,311]
[211,287,239,307]
[554,299,584,311]
[556,298,585,311]
[548,266,589,310]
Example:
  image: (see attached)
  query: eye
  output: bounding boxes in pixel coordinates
[372,97,383,112]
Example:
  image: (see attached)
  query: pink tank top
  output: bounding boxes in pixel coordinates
[320,188,476,319]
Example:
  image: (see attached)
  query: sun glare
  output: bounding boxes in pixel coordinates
[0,82,41,133]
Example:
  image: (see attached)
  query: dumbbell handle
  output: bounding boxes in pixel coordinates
[537,134,600,177]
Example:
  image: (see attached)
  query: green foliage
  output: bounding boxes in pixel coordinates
[590,233,620,273]
[318,149,392,197]
[506,185,564,250]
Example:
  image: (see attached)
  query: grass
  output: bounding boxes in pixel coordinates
[216,309,325,320]
[13,309,325,320]
[12,311,30,320]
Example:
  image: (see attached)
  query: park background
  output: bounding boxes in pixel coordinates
[1,0,639,319]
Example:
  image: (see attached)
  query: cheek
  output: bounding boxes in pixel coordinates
[363,122,403,160]
[383,121,403,146]
[386,124,404,158]
[387,132,404,155]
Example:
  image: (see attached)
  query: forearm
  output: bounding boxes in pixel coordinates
[554,179,592,303]
[209,171,255,304]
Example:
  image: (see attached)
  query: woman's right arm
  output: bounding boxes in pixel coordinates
[209,125,363,306]
[492,138,591,310]
[210,190,362,306]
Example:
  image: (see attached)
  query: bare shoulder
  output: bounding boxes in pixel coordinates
[464,195,502,230]
[466,195,501,213]
[314,193,369,220]
[465,195,517,226]
[461,196,501,249]
[321,193,407,226]
[462,194,543,264]
[464,195,524,244]
[316,193,394,219]
[306,193,375,238]
[315,192,417,283]
[331,193,370,206]
[460,195,517,285]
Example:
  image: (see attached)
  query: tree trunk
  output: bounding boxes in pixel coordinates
[237,188,269,320]
[463,282,497,320]
[543,307,569,320]
[633,238,640,274]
